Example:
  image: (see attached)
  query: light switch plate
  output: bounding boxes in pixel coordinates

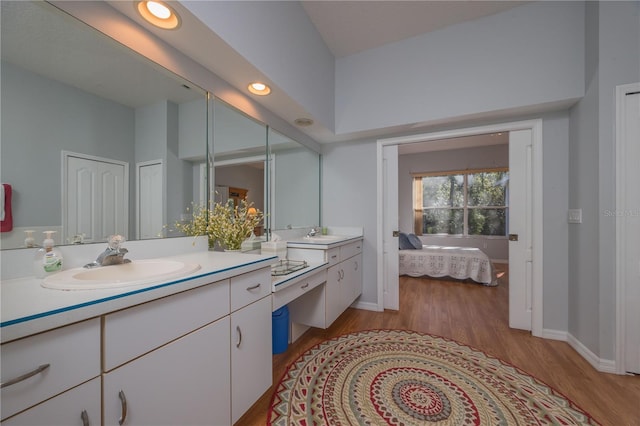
[568,209,582,224]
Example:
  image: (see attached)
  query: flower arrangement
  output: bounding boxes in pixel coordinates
[175,199,263,251]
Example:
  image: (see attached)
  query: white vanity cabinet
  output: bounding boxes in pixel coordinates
[103,319,231,426]
[0,318,101,424]
[102,280,232,426]
[229,268,273,424]
[289,239,363,329]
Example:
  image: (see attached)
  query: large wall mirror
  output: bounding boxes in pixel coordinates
[0,1,207,249]
[211,99,321,249]
[268,128,320,232]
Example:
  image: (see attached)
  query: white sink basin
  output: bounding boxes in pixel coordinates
[42,259,201,290]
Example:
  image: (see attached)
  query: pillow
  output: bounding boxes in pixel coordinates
[407,233,423,249]
[398,232,416,250]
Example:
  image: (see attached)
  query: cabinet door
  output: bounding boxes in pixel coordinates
[343,253,363,307]
[103,318,231,426]
[230,296,272,424]
[2,378,100,426]
[325,263,343,327]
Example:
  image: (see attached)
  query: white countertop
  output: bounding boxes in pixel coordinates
[1,251,276,343]
[285,235,362,249]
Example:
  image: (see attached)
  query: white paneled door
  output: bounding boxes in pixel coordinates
[137,160,163,240]
[508,129,533,331]
[619,88,640,374]
[63,152,128,244]
[382,144,400,310]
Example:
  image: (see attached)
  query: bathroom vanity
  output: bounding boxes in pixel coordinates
[273,234,364,340]
[0,231,363,425]
[1,252,275,425]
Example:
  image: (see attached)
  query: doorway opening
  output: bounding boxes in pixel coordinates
[376,119,543,337]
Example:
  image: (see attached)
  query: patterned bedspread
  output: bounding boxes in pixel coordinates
[399,245,497,286]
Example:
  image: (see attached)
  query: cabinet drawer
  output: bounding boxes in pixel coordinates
[1,319,100,421]
[272,269,326,311]
[326,247,340,266]
[2,377,101,426]
[103,280,229,371]
[230,267,271,312]
[340,240,363,260]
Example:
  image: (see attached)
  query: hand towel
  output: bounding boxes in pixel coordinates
[1,183,13,232]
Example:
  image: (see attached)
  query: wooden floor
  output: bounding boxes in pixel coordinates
[238,265,640,425]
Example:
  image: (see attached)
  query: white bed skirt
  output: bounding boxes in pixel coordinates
[399,245,497,286]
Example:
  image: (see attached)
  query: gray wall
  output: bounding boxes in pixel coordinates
[397,144,509,260]
[1,62,135,228]
[568,1,640,360]
[334,1,585,135]
[323,113,571,332]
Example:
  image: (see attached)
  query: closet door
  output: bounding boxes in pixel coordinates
[64,152,128,244]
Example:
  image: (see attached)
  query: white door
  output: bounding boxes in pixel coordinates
[137,160,163,239]
[508,130,534,330]
[382,144,400,310]
[64,153,128,244]
[622,90,640,374]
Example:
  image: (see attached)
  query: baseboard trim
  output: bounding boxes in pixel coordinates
[351,300,382,312]
[541,328,568,341]
[566,333,618,374]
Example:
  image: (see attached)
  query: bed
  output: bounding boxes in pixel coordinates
[399,245,497,286]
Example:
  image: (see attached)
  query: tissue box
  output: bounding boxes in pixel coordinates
[261,241,287,260]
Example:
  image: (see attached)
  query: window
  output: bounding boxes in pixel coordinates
[413,169,508,236]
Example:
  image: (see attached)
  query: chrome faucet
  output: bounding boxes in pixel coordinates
[84,235,131,268]
[306,227,318,238]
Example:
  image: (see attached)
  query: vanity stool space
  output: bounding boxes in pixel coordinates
[285,238,363,332]
[1,254,274,426]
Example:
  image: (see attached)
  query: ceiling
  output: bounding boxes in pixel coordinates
[3,1,527,146]
[301,1,525,58]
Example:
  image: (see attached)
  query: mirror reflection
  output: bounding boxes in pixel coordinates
[268,128,320,232]
[211,99,268,250]
[0,1,207,249]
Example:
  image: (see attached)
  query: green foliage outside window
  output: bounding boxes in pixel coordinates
[420,171,508,236]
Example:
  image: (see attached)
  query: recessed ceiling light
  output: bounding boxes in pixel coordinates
[294,118,314,127]
[136,1,181,30]
[247,82,271,96]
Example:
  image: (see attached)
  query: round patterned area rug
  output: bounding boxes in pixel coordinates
[268,329,600,425]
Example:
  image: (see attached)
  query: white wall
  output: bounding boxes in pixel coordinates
[335,1,585,135]
[322,140,378,303]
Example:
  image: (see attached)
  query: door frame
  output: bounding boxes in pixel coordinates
[615,82,640,374]
[376,119,544,337]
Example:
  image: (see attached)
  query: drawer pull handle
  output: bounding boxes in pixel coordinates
[246,283,261,291]
[1,363,50,389]
[81,410,90,426]
[355,261,359,271]
[236,326,243,348]
[301,283,309,289]
[118,390,128,425]
[331,255,338,259]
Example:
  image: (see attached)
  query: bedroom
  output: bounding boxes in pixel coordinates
[396,134,510,298]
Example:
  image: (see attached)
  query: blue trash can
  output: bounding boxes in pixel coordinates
[272,305,289,354]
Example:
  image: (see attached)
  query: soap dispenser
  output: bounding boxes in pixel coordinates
[34,231,63,278]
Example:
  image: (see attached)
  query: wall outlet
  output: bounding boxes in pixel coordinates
[568,209,582,224]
